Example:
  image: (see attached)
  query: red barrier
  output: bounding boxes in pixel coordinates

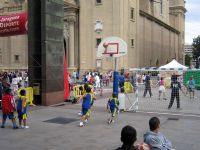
[0,12,27,37]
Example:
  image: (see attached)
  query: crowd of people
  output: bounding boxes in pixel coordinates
[0,69,196,150]
[68,70,113,88]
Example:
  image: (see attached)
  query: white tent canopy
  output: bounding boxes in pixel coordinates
[159,59,188,71]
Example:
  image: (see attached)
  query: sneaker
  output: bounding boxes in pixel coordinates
[84,119,88,125]
[24,126,29,129]
[77,112,82,116]
[79,122,84,127]
[13,126,19,129]
[107,119,112,125]
[1,125,5,128]
[117,110,120,114]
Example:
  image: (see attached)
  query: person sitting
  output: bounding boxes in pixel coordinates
[116,125,137,150]
[144,117,173,150]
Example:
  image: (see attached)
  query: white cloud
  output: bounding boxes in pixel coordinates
[185,22,200,44]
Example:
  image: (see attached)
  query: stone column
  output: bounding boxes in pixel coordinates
[65,9,76,69]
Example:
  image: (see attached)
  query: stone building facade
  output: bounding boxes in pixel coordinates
[0,0,186,72]
[0,0,28,71]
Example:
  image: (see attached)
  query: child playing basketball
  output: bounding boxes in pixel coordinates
[107,92,119,124]
[77,86,96,127]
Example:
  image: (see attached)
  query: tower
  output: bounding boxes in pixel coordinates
[169,0,186,64]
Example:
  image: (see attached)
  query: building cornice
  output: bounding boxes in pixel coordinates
[169,6,187,13]
[139,10,180,34]
[64,0,79,10]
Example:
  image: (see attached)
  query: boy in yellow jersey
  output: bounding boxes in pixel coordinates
[107,92,119,124]
[17,89,29,129]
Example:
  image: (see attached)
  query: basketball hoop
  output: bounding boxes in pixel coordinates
[97,36,127,58]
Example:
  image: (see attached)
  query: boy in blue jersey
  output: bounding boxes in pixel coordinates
[17,89,29,129]
[77,86,96,127]
[107,92,119,124]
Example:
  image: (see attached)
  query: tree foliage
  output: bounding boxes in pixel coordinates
[192,35,200,59]
[185,54,191,67]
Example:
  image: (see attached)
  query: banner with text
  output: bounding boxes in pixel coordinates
[0,12,27,37]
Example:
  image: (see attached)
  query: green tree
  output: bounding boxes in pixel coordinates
[192,35,200,68]
[185,54,191,67]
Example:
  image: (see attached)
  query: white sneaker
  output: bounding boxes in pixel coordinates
[79,122,84,127]
[24,126,29,129]
[117,110,120,114]
[19,125,24,129]
[78,112,82,116]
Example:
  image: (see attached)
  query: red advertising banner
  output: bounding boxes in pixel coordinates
[64,49,70,100]
[0,12,27,37]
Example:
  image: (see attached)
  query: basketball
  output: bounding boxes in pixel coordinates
[103,42,108,48]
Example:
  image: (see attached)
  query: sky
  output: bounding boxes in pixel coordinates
[185,0,200,44]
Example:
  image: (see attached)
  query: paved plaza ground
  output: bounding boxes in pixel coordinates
[0,84,200,150]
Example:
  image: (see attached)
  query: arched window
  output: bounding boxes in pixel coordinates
[160,0,163,14]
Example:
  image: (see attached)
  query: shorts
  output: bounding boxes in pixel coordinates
[2,112,15,120]
[82,108,90,116]
[18,112,27,120]
[159,86,165,93]
[110,108,117,117]
[188,87,194,92]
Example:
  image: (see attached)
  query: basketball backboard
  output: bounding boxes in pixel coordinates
[97,36,127,58]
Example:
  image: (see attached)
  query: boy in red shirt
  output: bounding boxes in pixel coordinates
[1,88,18,129]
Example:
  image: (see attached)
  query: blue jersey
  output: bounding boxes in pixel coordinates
[108,97,119,110]
[82,93,92,109]
[17,96,27,114]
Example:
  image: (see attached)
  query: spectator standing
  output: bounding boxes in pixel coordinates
[94,74,100,91]
[144,117,173,150]
[187,76,195,99]
[168,75,181,109]
[143,74,153,98]
[73,70,77,83]
[0,80,3,102]
[17,89,29,129]
[157,77,167,100]
[119,73,125,93]
[11,74,19,92]
[1,88,18,129]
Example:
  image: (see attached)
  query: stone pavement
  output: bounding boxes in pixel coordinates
[0,85,200,150]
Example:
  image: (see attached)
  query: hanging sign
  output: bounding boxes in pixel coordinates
[0,12,27,37]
